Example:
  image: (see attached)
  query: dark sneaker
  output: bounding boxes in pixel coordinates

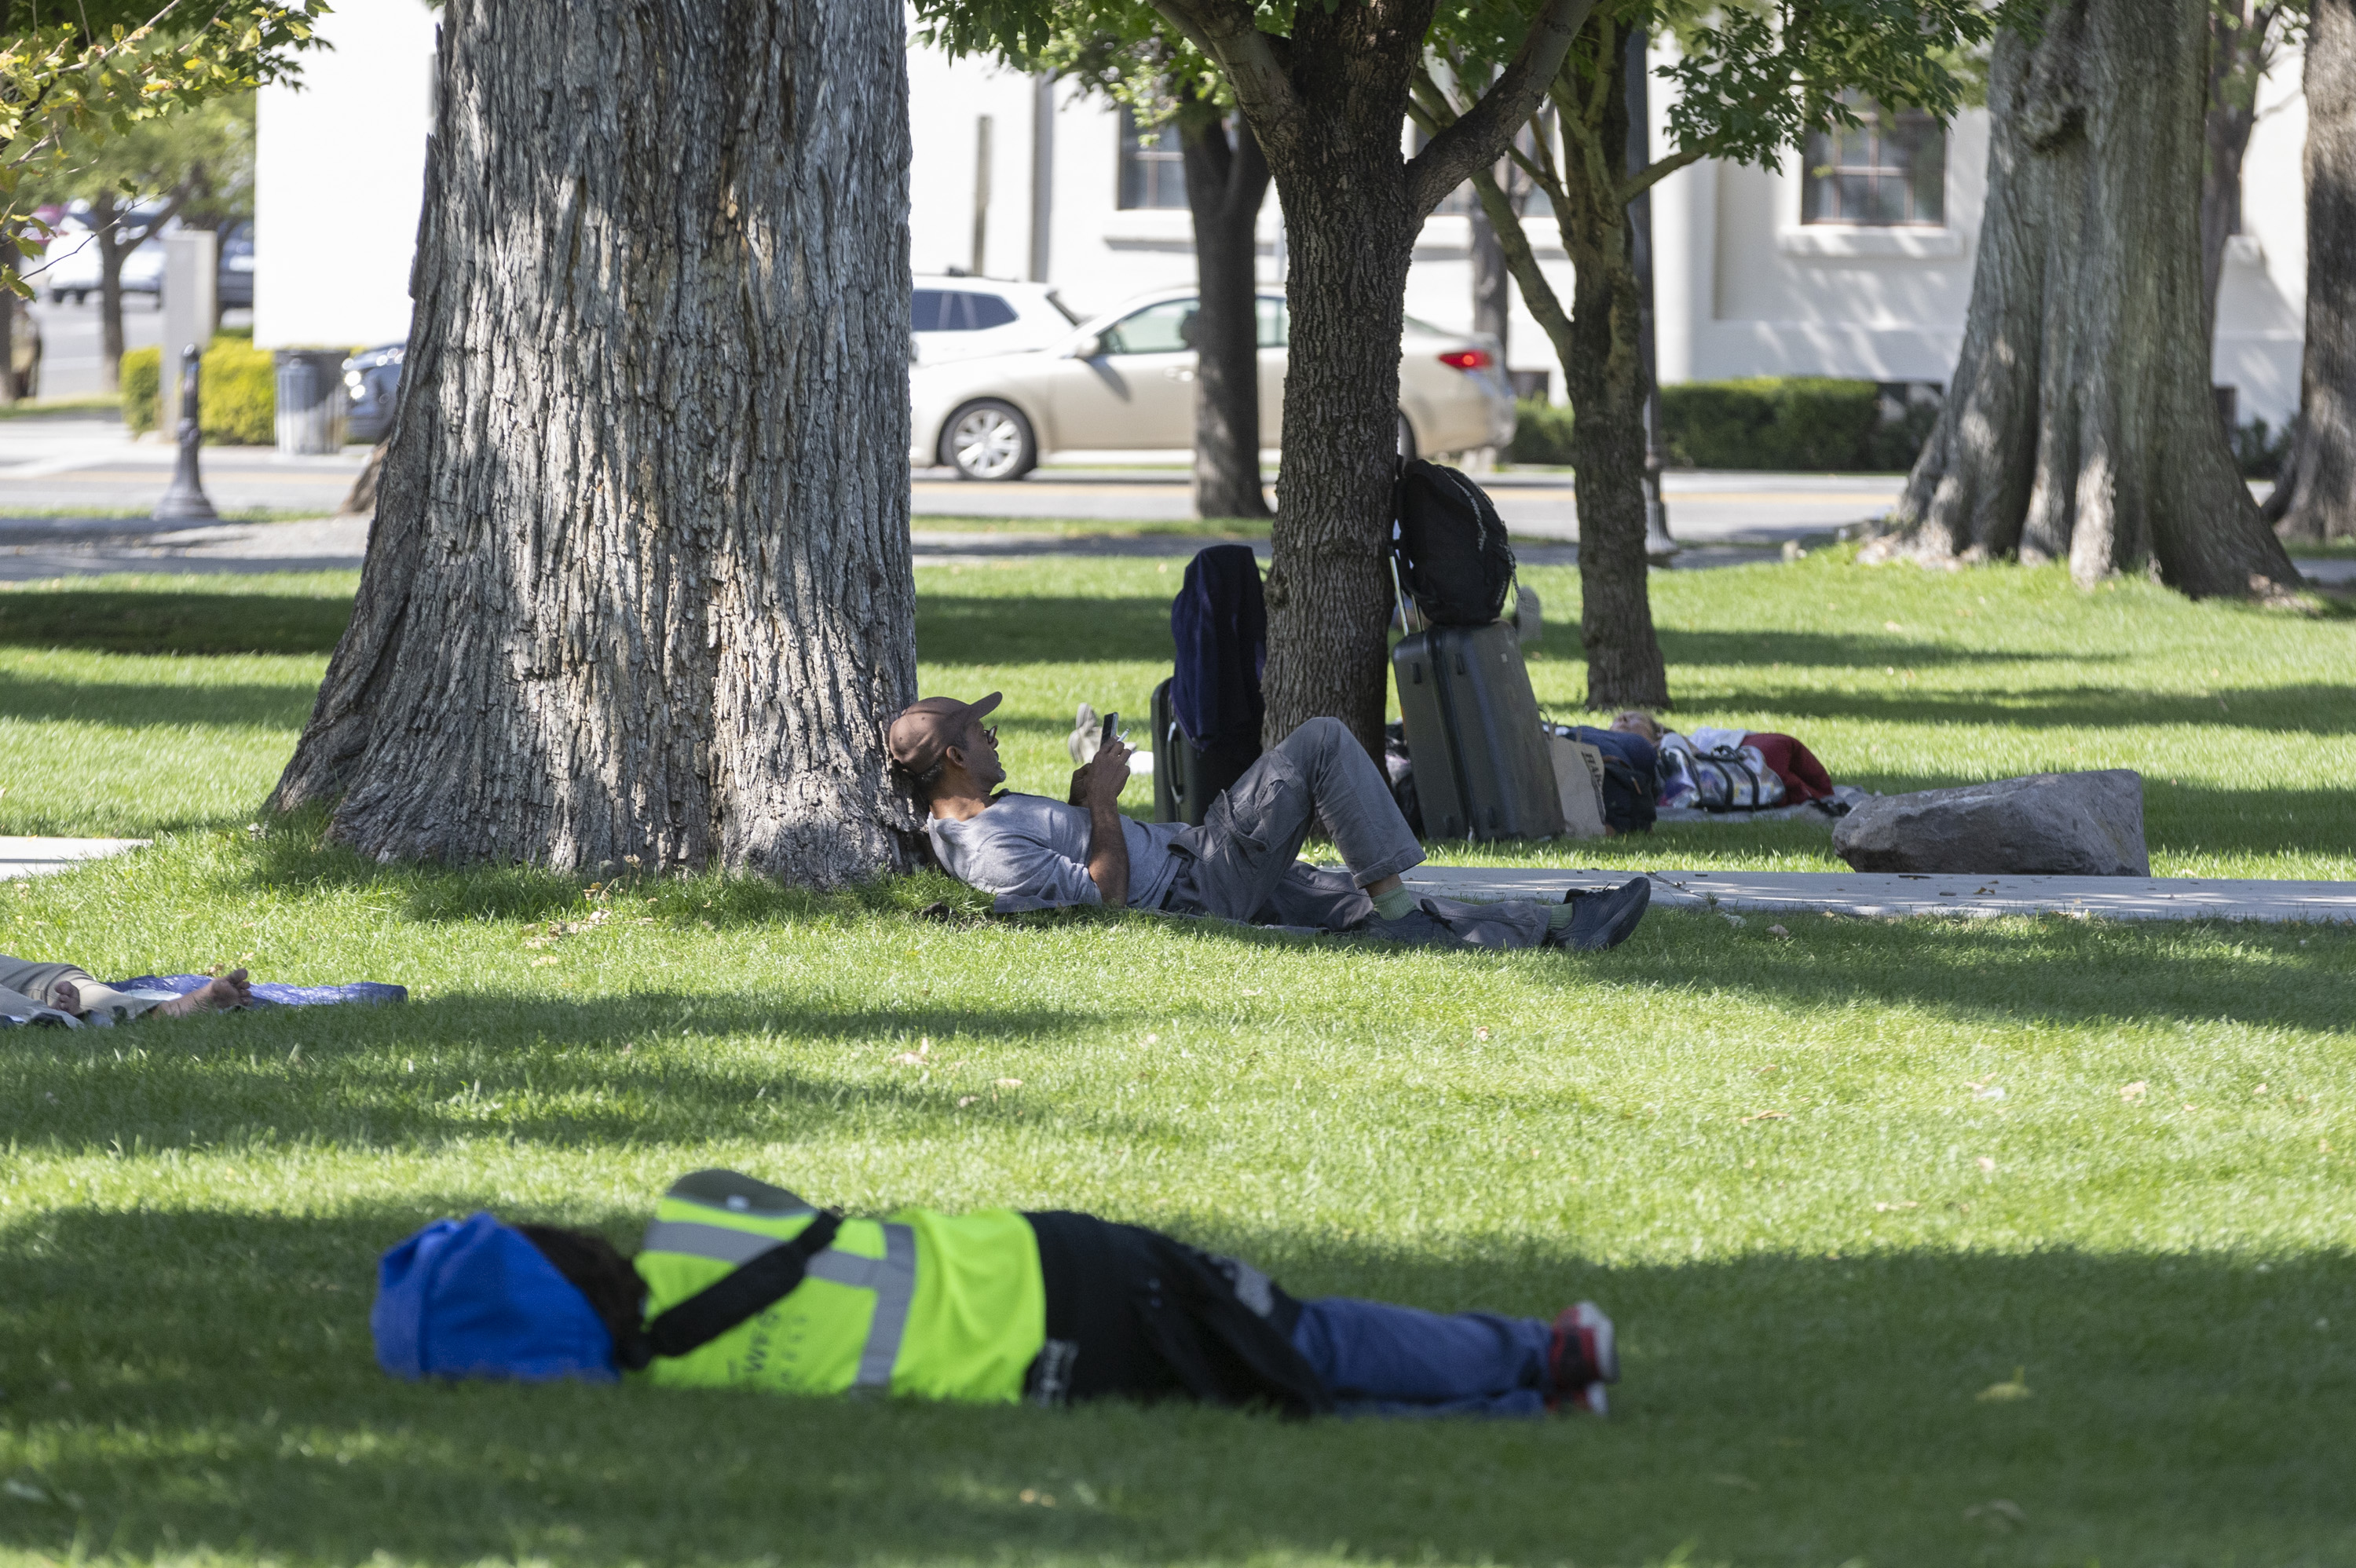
[1551,877,1651,952]
[1546,1300,1619,1414]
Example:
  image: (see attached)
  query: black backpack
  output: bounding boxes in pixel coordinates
[1392,459,1516,627]
[1596,755,1657,835]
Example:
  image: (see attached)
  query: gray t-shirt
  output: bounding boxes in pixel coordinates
[926,793,1190,912]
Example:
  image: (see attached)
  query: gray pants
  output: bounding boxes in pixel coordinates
[1167,718,1553,949]
[0,955,158,1025]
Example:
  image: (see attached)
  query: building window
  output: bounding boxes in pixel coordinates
[1118,107,1187,210]
[1804,103,1945,226]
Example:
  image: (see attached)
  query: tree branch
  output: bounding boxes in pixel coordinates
[1154,0,1299,126]
[1407,0,1597,217]
[1615,144,1703,205]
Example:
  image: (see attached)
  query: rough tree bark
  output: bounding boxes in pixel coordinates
[1178,102,1272,518]
[1875,0,2298,595]
[1155,0,1592,758]
[269,0,919,883]
[2262,0,2356,542]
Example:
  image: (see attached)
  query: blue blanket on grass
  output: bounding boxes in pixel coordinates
[112,975,408,1007]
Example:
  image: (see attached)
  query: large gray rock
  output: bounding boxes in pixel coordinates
[1833,770,2150,876]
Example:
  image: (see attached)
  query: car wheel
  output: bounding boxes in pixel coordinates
[941,398,1037,481]
[1396,411,1419,463]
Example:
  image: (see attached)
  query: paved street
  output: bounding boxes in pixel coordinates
[3,415,2346,583]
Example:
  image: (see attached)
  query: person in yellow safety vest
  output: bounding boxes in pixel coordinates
[373,1168,1619,1418]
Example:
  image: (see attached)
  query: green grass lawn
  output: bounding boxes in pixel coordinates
[2,556,2352,1567]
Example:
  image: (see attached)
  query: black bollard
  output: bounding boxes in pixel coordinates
[152,342,218,524]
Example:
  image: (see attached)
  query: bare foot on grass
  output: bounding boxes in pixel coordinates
[50,980,80,1015]
[155,969,252,1017]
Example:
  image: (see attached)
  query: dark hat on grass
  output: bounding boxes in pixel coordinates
[887,692,1001,774]
[371,1212,617,1383]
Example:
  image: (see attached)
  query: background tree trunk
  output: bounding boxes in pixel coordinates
[269,0,918,883]
[2199,2,2279,345]
[1557,45,1667,709]
[1180,104,1272,519]
[92,192,127,393]
[1877,0,2298,597]
[2262,0,2356,543]
[1470,202,1509,363]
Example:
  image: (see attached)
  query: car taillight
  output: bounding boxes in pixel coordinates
[1437,348,1493,371]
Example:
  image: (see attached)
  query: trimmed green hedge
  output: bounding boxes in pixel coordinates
[1661,376,1933,471]
[1508,398,1575,465]
[121,339,277,445]
[1509,378,1937,472]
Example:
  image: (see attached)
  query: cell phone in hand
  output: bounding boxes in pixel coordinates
[1100,711,1121,747]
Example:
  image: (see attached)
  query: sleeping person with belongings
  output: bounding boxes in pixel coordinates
[888,692,1651,953]
[374,1167,1620,1417]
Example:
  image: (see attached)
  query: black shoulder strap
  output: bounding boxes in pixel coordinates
[624,1212,843,1369]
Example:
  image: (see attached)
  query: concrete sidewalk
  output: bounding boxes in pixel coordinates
[0,837,151,879]
[1402,866,2356,924]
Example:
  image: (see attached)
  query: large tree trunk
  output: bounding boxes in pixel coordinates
[1179,105,1272,520]
[268,0,918,883]
[1257,126,1418,754]
[2263,0,2356,543]
[1877,0,2298,596]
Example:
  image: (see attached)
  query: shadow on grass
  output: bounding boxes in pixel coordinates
[1,1206,2349,1566]
[1643,682,2356,736]
[228,820,996,927]
[0,670,316,729]
[1553,905,2356,1036]
[5,989,1118,1154]
[0,586,353,656]
[918,593,1174,665]
[1643,627,2106,673]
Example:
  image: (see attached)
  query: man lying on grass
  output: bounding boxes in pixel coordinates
[0,954,251,1025]
[375,1168,1619,1417]
[888,693,1649,952]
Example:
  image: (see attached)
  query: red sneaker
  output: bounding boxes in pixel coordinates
[1546,1301,1619,1414]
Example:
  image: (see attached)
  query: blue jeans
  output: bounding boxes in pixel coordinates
[1290,1296,1556,1418]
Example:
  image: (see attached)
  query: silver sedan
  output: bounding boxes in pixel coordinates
[910,287,1516,481]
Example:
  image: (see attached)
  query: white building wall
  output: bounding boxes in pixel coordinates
[253,0,437,349]
[251,5,2311,426]
[1651,48,2308,429]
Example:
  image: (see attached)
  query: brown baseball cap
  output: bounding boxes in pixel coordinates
[887,692,1002,773]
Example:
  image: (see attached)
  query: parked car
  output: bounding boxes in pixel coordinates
[36,210,167,304]
[218,221,254,310]
[909,288,1516,480]
[910,274,1076,366]
[343,343,404,444]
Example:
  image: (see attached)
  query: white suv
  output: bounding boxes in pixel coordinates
[910,275,1077,367]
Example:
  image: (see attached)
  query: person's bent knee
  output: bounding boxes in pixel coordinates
[1284,716,1352,754]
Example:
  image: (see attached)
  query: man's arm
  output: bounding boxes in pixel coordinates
[1081,740,1134,907]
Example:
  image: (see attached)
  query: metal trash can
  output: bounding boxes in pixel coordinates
[273,349,349,455]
